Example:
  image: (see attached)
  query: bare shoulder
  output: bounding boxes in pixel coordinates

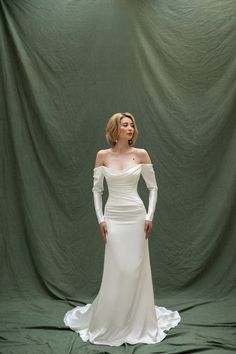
[95,149,110,167]
[134,148,152,164]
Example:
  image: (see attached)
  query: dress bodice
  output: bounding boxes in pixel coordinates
[103,164,142,207]
[92,163,158,223]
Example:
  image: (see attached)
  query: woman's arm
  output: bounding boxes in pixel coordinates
[138,148,152,164]
[93,150,108,243]
[94,149,106,167]
[140,150,158,238]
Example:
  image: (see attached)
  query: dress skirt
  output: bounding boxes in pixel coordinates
[64,204,180,346]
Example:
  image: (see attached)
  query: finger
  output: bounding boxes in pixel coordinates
[146,226,152,238]
[101,230,106,240]
[104,233,107,243]
[103,228,108,243]
[101,229,106,240]
[144,224,148,238]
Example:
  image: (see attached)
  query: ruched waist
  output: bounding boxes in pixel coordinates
[104,190,146,219]
[104,203,146,220]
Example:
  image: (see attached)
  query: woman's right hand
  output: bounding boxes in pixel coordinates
[99,222,108,244]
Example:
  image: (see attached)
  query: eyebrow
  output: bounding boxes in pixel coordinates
[121,121,134,125]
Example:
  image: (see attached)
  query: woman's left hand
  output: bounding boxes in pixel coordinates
[144,220,153,239]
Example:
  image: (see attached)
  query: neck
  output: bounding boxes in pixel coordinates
[112,141,131,153]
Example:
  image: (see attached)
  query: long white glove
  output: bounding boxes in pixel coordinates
[92,167,105,224]
[141,164,158,221]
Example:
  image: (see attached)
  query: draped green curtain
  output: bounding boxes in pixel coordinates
[1,0,236,353]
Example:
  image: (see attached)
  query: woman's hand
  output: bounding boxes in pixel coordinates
[144,220,153,239]
[99,222,108,243]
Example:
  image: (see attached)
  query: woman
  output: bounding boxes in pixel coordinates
[64,112,181,346]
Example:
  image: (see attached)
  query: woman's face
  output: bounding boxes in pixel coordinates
[118,117,134,141]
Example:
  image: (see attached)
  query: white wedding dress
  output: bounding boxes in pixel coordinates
[64,164,181,346]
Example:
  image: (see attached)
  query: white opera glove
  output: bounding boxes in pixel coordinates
[141,164,158,221]
[92,167,105,224]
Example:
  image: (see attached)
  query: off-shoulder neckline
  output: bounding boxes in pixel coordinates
[94,163,153,172]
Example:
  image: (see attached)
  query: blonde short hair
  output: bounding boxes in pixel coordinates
[106,112,138,146]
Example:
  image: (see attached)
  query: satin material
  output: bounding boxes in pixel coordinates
[64,164,181,346]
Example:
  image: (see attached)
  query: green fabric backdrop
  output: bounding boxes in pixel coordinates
[1,0,236,353]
